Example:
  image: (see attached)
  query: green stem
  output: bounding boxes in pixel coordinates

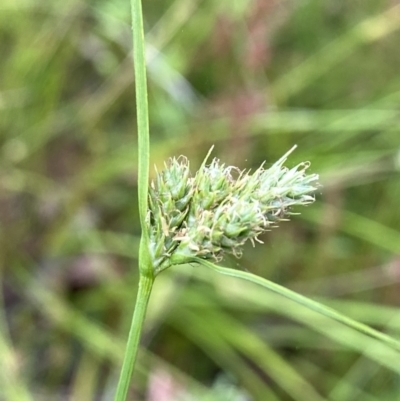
[131,0,150,238]
[114,0,154,399]
[114,274,154,401]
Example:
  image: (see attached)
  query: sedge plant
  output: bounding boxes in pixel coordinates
[114,1,400,400]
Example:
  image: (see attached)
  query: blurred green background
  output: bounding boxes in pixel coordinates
[1,0,400,400]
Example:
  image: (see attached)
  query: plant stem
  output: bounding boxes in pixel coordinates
[131,0,150,238]
[114,0,154,399]
[114,274,154,401]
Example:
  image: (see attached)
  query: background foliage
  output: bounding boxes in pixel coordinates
[1,0,400,400]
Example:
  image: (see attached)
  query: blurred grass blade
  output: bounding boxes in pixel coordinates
[0,327,33,401]
[202,309,326,401]
[273,4,400,102]
[172,307,281,401]
[304,204,400,254]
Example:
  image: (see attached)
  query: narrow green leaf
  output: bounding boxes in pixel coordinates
[192,257,400,354]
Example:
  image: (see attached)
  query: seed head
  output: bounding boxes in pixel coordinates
[148,146,319,273]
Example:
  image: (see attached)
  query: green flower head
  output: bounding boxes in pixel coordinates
[148,146,319,274]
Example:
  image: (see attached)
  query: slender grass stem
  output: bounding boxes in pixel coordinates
[114,275,154,401]
[114,0,154,400]
[131,0,150,237]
